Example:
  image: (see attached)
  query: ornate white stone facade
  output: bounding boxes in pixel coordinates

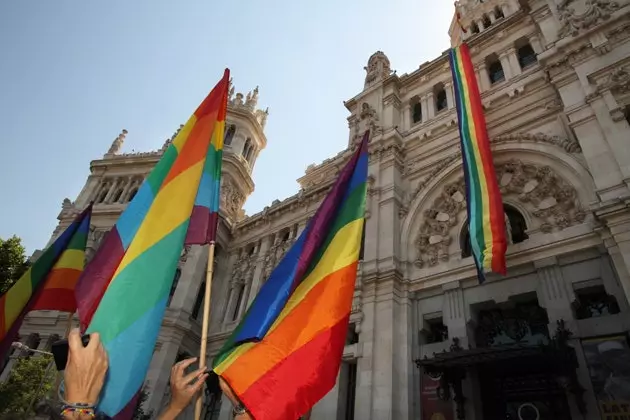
[6,0,630,418]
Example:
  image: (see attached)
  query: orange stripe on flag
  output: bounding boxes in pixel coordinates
[222,261,357,393]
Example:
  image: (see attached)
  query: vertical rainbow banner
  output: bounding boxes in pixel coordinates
[75,69,230,417]
[213,132,369,420]
[448,43,506,281]
[0,206,92,360]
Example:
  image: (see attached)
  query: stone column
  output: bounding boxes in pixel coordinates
[426,92,435,119]
[529,35,543,54]
[489,11,497,22]
[589,94,630,182]
[421,95,430,122]
[145,341,180,413]
[402,104,411,131]
[477,19,485,31]
[478,63,491,92]
[507,47,522,77]
[535,257,575,331]
[90,180,107,203]
[598,214,630,305]
[170,246,208,312]
[501,3,511,16]
[310,368,342,418]
[442,282,468,342]
[103,178,121,203]
[246,236,273,308]
[498,51,514,80]
[444,82,455,110]
[117,177,134,203]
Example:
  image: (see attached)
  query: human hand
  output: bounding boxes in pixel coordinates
[64,329,109,405]
[219,377,252,420]
[168,358,209,413]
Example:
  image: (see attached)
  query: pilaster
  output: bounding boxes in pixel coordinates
[477,63,490,92]
[534,257,576,332]
[170,245,207,313]
[145,340,180,413]
[246,236,273,308]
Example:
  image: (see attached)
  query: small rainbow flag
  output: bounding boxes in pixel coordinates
[449,43,506,281]
[0,205,92,360]
[213,132,370,420]
[31,204,92,312]
[76,69,230,417]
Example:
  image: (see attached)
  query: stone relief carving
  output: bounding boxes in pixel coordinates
[602,66,630,93]
[364,51,392,88]
[413,160,586,267]
[414,180,467,267]
[220,182,246,217]
[557,0,621,38]
[231,251,256,286]
[351,102,383,141]
[262,236,294,280]
[491,132,582,153]
[404,132,581,209]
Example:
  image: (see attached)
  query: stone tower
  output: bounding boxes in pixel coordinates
[450,0,522,46]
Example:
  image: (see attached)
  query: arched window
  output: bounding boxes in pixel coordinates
[232,285,245,321]
[494,6,505,19]
[127,187,138,202]
[435,86,448,112]
[242,138,251,158]
[97,186,109,203]
[111,188,124,203]
[482,14,491,28]
[168,268,181,306]
[487,54,505,84]
[517,42,537,69]
[471,22,480,34]
[460,204,529,258]
[412,101,422,124]
[192,281,205,320]
[224,124,236,146]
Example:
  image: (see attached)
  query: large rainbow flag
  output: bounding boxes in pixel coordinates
[75,69,230,417]
[213,131,370,419]
[449,43,506,281]
[0,206,92,360]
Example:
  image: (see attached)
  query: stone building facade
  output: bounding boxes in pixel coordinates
[5,0,630,418]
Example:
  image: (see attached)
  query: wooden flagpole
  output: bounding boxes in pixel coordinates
[194,242,216,420]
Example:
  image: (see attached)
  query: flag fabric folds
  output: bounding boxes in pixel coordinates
[75,69,230,417]
[0,206,92,360]
[448,43,506,282]
[31,204,92,312]
[213,131,370,420]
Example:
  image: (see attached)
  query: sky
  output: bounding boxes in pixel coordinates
[0,0,453,253]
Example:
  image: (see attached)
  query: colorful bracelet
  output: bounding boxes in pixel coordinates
[61,406,96,418]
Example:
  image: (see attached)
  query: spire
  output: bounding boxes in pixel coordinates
[106,129,128,155]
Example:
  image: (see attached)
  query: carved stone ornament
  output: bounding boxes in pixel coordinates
[413,160,586,267]
[557,0,621,38]
[491,132,582,153]
[602,66,630,93]
[364,51,392,88]
[262,236,295,280]
[231,251,256,285]
[220,182,246,217]
[106,129,128,155]
[352,102,383,141]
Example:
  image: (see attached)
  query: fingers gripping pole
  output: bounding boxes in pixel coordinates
[194,242,216,420]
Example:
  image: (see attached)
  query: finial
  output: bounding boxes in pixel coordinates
[106,129,127,155]
[228,78,235,101]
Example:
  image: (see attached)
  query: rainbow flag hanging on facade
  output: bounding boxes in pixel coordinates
[448,43,506,281]
[75,69,230,417]
[0,206,92,360]
[213,131,369,420]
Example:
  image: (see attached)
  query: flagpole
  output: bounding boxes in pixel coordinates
[194,242,216,420]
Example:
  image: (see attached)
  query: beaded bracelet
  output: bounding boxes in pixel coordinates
[61,406,96,418]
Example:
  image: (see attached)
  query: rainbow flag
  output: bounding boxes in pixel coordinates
[76,69,230,417]
[0,206,92,360]
[31,204,92,312]
[449,43,506,281]
[213,131,370,420]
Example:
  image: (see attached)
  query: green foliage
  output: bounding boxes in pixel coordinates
[0,236,29,295]
[0,355,55,416]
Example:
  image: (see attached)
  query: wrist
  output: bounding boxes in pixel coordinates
[159,404,184,420]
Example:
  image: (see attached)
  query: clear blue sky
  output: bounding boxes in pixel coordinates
[0,1,452,253]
